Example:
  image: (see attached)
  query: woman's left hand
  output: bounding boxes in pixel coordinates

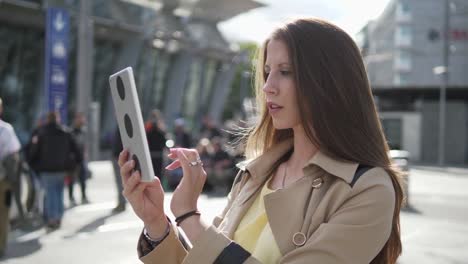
[166,148,207,217]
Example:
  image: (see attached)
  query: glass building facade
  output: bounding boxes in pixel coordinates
[0,0,260,150]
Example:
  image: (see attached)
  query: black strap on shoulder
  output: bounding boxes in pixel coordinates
[350,164,373,188]
[213,242,251,264]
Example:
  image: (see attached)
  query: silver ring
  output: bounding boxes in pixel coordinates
[188,159,203,167]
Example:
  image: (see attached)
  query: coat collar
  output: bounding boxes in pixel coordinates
[237,138,359,184]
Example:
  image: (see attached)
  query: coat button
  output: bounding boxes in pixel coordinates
[292,232,306,247]
[311,177,324,189]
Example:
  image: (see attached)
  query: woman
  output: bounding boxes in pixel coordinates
[119,18,404,263]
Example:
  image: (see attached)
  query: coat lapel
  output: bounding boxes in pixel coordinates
[219,139,295,238]
[264,176,315,255]
[217,171,261,238]
[220,138,360,254]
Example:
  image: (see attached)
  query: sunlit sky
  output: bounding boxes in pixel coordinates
[218,0,392,43]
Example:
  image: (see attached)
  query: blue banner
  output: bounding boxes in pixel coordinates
[44,8,70,124]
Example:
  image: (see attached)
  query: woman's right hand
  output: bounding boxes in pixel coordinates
[119,149,168,237]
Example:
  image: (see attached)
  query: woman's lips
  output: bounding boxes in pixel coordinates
[267,102,283,114]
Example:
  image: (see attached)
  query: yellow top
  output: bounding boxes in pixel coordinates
[233,180,282,264]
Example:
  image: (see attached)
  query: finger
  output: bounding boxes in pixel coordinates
[125,180,147,202]
[175,149,198,188]
[185,149,200,161]
[165,160,181,170]
[120,159,135,183]
[169,148,180,155]
[167,152,177,159]
[118,149,129,167]
[123,170,141,197]
[145,177,164,204]
[175,149,190,169]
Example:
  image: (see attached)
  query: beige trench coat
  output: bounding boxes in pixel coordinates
[138,139,396,263]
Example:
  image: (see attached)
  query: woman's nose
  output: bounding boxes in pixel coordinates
[262,75,278,95]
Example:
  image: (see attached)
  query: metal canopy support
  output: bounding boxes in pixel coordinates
[102,38,145,137]
[438,0,450,166]
[208,61,238,124]
[163,51,193,126]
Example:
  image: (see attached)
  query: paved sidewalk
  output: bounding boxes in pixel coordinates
[5,161,465,263]
[411,165,468,176]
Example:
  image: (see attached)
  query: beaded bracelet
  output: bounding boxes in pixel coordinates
[143,218,171,248]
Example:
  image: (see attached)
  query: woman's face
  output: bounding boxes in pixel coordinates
[263,39,301,130]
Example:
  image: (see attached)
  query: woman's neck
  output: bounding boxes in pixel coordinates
[289,125,318,170]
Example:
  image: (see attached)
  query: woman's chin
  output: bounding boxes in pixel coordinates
[271,120,291,130]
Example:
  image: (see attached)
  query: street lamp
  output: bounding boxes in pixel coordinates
[435,0,450,166]
[433,0,468,166]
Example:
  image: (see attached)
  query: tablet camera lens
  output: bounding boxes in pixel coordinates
[117,76,125,100]
[132,154,141,174]
[124,114,133,138]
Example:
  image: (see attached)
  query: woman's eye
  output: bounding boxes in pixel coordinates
[280,70,291,76]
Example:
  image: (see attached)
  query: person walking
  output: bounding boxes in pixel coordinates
[28,112,81,229]
[0,97,21,256]
[111,127,126,213]
[67,112,90,205]
[173,118,192,148]
[145,110,167,185]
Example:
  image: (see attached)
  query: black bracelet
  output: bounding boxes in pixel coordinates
[175,209,201,226]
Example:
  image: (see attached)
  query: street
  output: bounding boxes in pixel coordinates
[2,162,468,263]
[399,167,468,263]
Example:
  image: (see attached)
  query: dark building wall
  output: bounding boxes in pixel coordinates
[421,101,468,164]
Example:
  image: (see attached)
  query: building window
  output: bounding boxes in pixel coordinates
[0,25,43,143]
[399,2,410,13]
[396,1,412,22]
[394,50,412,72]
[393,73,409,86]
[381,118,403,150]
[395,26,412,47]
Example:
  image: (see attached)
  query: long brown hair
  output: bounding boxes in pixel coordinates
[245,18,403,264]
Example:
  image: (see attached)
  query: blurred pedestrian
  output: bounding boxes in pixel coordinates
[111,127,126,213]
[145,109,167,184]
[118,18,404,263]
[28,112,81,229]
[23,115,47,217]
[166,118,192,189]
[24,115,46,173]
[0,97,21,256]
[173,118,191,148]
[208,137,234,195]
[67,112,90,205]
[200,115,222,140]
[195,138,214,192]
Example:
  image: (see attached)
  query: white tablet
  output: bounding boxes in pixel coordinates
[109,67,154,182]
